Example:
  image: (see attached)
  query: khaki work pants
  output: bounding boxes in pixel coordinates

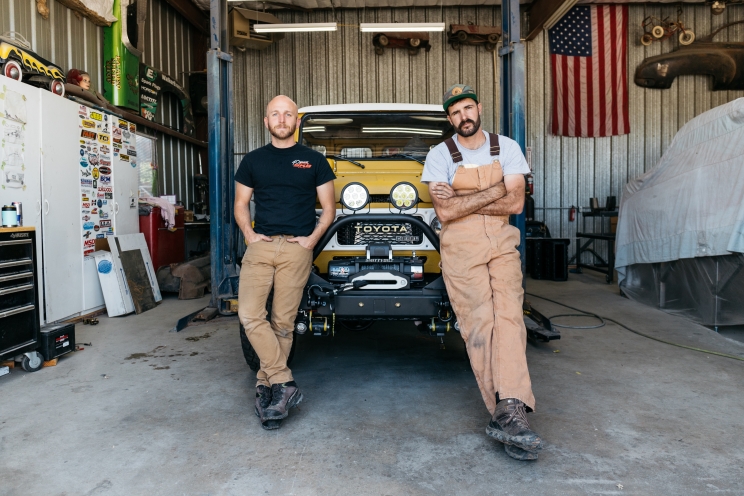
[439,158,535,415]
[238,235,313,387]
[440,216,536,415]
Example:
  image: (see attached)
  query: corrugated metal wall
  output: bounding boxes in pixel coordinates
[527,4,744,262]
[0,0,102,89]
[140,0,200,210]
[232,4,744,264]
[0,0,200,209]
[233,6,503,163]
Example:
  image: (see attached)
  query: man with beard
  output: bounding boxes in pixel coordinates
[421,85,543,460]
[234,95,336,430]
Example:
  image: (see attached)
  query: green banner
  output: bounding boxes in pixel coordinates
[102,0,140,110]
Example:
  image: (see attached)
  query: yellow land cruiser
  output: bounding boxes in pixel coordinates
[240,104,459,370]
[239,104,557,370]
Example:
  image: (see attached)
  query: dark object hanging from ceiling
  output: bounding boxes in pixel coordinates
[635,21,744,91]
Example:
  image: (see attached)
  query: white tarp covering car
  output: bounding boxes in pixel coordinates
[616,97,744,326]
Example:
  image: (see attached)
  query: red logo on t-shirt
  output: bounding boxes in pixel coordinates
[292,160,312,169]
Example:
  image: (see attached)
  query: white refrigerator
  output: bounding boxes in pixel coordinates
[0,75,139,324]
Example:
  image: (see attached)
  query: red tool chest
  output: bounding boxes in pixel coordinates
[139,206,185,270]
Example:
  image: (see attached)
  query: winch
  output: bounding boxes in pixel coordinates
[326,243,426,288]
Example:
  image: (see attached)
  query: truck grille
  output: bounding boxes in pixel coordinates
[336,220,424,246]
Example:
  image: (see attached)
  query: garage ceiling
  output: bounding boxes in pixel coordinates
[193,0,706,9]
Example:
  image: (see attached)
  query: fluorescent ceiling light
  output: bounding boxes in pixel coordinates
[302,126,326,132]
[360,23,446,33]
[362,127,442,136]
[253,23,337,33]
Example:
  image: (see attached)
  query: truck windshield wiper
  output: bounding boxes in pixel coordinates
[381,153,425,165]
[327,155,365,169]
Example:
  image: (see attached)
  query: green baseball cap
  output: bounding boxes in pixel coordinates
[443,84,478,111]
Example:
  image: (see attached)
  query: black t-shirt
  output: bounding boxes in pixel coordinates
[235,143,336,236]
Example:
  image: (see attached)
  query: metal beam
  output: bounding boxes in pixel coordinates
[525,0,579,41]
[208,0,239,312]
[163,0,209,35]
[500,0,527,272]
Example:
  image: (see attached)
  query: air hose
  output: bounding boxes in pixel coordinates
[526,293,744,362]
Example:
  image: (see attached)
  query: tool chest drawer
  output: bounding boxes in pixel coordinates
[0,228,40,361]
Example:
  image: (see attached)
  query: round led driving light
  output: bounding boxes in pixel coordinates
[340,182,370,211]
[430,216,442,236]
[390,182,419,210]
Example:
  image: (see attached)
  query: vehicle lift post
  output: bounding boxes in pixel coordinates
[499,0,559,342]
[207,0,239,313]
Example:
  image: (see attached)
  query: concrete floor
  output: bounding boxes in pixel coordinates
[2,272,744,495]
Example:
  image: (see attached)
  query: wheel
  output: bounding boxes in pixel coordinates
[377,34,389,46]
[651,25,665,38]
[49,79,65,96]
[21,352,43,372]
[3,59,22,81]
[712,1,725,15]
[450,42,461,51]
[239,323,297,372]
[408,47,420,56]
[487,33,500,44]
[679,29,695,45]
[409,37,421,47]
[374,47,384,56]
[338,320,375,331]
[456,30,468,42]
[640,33,654,46]
[485,42,496,51]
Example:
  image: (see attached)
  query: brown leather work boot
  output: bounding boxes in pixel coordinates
[263,381,303,421]
[255,385,282,430]
[486,398,544,454]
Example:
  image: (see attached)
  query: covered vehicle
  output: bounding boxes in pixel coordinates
[616,98,744,326]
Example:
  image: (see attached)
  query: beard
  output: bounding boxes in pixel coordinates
[269,122,296,140]
[456,115,481,138]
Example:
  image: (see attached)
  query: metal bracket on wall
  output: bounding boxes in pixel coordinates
[498,43,515,56]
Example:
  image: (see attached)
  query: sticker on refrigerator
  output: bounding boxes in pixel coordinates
[82,119,96,129]
[98,134,110,145]
[90,112,103,121]
[97,260,113,274]
[81,130,97,140]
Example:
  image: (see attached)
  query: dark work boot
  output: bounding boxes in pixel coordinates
[486,398,544,453]
[504,443,539,461]
[263,381,303,421]
[255,385,282,430]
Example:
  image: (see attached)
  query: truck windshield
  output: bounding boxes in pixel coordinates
[299,112,454,159]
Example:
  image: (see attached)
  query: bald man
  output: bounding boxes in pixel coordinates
[234,96,336,430]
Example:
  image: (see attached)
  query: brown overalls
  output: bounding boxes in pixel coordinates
[439,134,536,415]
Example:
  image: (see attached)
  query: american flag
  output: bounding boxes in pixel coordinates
[549,5,629,137]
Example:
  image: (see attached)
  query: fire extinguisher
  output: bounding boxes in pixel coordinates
[526,174,534,195]
[569,205,576,222]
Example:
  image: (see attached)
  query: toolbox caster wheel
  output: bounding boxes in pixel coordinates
[21,351,43,372]
[605,274,613,284]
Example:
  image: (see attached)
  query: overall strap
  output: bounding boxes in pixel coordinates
[444,137,462,163]
[488,133,501,156]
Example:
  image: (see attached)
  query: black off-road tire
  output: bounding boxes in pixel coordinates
[239,323,297,372]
